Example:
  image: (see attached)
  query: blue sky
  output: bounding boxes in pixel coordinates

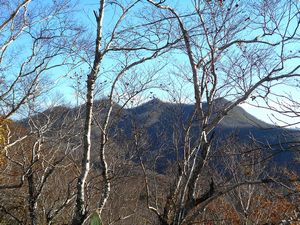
[19,0,300,127]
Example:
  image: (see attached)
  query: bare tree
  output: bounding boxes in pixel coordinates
[213,138,268,224]
[0,102,82,225]
[140,0,300,224]
[0,0,81,119]
[70,1,178,224]
[0,1,82,224]
[1,0,300,224]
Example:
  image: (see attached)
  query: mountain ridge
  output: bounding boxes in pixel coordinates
[20,98,300,172]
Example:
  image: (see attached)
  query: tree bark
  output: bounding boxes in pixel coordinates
[71,1,105,224]
[27,168,37,225]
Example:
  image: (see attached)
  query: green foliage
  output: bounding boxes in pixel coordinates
[90,212,102,225]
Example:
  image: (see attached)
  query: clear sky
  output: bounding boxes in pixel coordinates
[21,0,300,128]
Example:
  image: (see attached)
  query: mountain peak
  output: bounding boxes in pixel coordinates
[148,97,163,105]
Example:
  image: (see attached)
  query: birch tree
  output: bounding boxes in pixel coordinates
[70,1,178,224]
[0,104,80,225]
[142,0,300,224]
[0,1,82,224]
[0,0,81,119]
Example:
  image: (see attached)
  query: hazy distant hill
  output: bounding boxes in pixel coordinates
[116,98,299,170]
[120,98,291,145]
[22,98,300,172]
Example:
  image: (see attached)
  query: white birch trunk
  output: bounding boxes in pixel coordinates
[71,1,105,224]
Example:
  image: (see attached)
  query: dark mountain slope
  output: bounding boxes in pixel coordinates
[119,98,299,171]
[21,98,300,172]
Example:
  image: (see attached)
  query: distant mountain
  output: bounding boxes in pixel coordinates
[21,98,300,172]
[127,97,272,129]
[115,98,300,171]
[119,97,286,145]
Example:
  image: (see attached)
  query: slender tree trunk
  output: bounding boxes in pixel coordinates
[98,124,110,212]
[71,75,95,225]
[71,1,105,224]
[27,168,37,225]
